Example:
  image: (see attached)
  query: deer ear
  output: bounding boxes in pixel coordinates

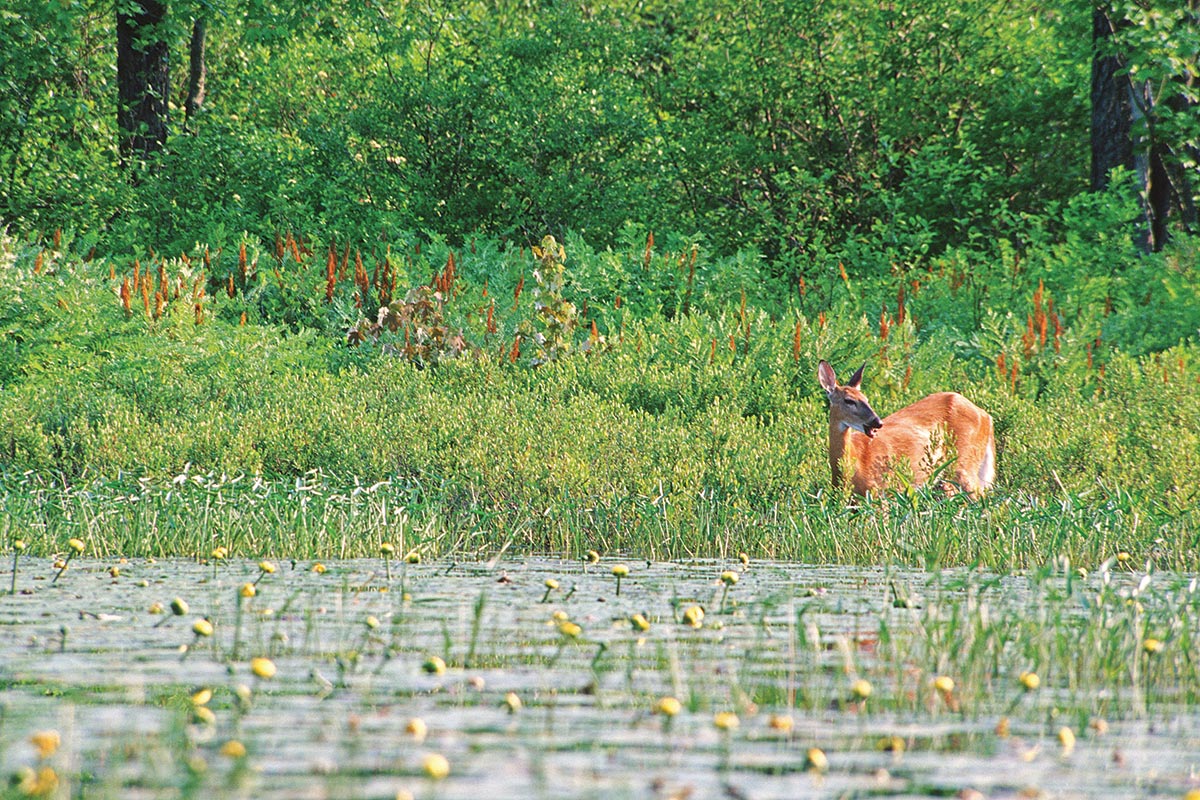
[847,363,866,389]
[817,361,837,393]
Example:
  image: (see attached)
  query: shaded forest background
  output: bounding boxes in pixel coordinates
[3,0,1195,266]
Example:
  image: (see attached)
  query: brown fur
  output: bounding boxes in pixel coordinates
[819,361,995,498]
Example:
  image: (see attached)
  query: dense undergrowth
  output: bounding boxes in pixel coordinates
[1,215,1198,567]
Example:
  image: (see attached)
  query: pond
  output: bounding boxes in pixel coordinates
[2,555,1198,799]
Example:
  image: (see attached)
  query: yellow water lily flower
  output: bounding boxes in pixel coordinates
[220,740,247,759]
[713,711,739,731]
[768,714,794,732]
[251,657,277,679]
[654,696,682,717]
[29,730,60,759]
[422,753,450,780]
[405,718,428,742]
[806,747,829,772]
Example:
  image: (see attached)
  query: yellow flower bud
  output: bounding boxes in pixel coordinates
[768,714,794,732]
[30,730,60,759]
[713,711,739,731]
[405,717,428,742]
[250,657,277,679]
[220,740,247,759]
[654,696,682,717]
[422,753,450,780]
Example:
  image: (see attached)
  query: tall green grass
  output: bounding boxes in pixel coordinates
[1,230,1198,567]
[2,470,1194,569]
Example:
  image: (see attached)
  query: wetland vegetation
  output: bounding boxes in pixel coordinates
[4,554,1200,799]
[3,0,1200,795]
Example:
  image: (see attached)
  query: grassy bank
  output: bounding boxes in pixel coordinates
[1,230,1198,567]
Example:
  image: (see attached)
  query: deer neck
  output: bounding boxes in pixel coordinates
[828,418,864,488]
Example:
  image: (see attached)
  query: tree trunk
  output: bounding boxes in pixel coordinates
[1090,8,1132,192]
[117,0,170,170]
[185,17,207,128]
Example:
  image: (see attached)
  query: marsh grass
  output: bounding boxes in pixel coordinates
[2,232,1200,563]
[2,470,1194,570]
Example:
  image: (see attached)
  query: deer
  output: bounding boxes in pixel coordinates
[817,361,996,499]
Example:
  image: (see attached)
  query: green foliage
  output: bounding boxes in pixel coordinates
[520,236,580,366]
[2,223,1200,568]
[2,1,1200,566]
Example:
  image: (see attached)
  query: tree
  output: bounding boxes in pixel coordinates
[1091,1,1198,252]
[184,17,207,128]
[116,0,170,170]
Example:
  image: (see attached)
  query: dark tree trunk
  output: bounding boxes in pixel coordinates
[184,17,207,128]
[117,0,170,169]
[1090,8,1132,192]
